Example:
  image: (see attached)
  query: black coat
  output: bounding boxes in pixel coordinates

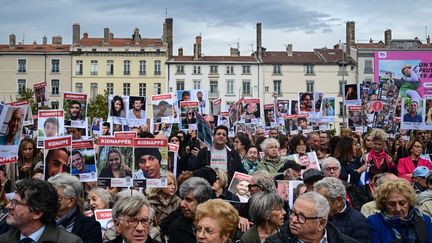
[168,215,195,243]
[330,204,371,243]
[59,206,102,243]
[106,235,161,243]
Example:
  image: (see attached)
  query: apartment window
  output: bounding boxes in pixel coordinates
[242,65,251,74]
[51,79,59,95]
[75,60,83,75]
[18,59,26,73]
[226,80,234,95]
[226,102,235,110]
[176,65,185,74]
[139,60,146,75]
[210,65,218,74]
[273,64,281,74]
[339,80,347,96]
[154,83,162,94]
[193,65,201,74]
[265,86,269,92]
[226,65,234,74]
[90,83,98,100]
[75,83,83,93]
[305,64,314,75]
[123,83,130,96]
[139,83,146,96]
[273,80,281,95]
[51,101,59,110]
[364,60,373,74]
[306,80,314,92]
[90,60,98,75]
[124,60,130,75]
[339,101,344,116]
[210,81,218,94]
[154,60,161,75]
[193,80,201,89]
[17,79,26,94]
[176,80,185,91]
[338,65,348,76]
[242,80,251,96]
[106,60,114,75]
[51,59,60,73]
[106,83,114,95]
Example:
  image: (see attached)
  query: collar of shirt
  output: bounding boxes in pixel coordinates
[297,229,327,243]
[20,225,46,243]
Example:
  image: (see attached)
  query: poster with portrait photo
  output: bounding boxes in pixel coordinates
[294,151,320,173]
[213,98,222,116]
[319,97,336,122]
[6,101,33,127]
[401,98,425,130]
[314,93,324,113]
[290,100,299,115]
[63,92,87,128]
[296,115,310,132]
[97,137,134,187]
[34,82,48,107]
[191,89,208,115]
[65,126,87,140]
[228,172,252,203]
[348,105,363,130]
[108,95,129,120]
[284,114,299,133]
[177,90,192,108]
[71,139,97,182]
[196,113,213,148]
[217,111,230,129]
[127,96,147,121]
[168,143,179,176]
[264,104,276,128]
[425,99,432,129]
[94,209,113,238]
[91,118,103,136]
[133,138,168,188]
[298,92,314,113]
[152,93,174,123]
[44,136,72,181]
[229,97,244,128]
[276,100,290,118]
[37,110,65,148]
[180,101,199,130]
[343,84,361,105]
[241,98,261,124]
[0,104,25,163]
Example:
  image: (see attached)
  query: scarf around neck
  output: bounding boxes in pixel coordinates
[368,150,390,169]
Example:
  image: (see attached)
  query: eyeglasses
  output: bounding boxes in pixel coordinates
[289,210,323,224]
[272,207,284,213]
[9,198,27,209]
[194,226,217,236]
[119,217,151,228]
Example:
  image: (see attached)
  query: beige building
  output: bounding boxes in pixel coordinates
[0,35,71,108]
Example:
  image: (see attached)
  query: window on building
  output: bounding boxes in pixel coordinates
[210,81,218,94]
[242,65,251,74]
[90,83,98,100]
[210,65,218,74]
[139,60,146,75]
[339,101,344,116]
[76,60,83,75]
[273,80,281,95]
[154,83,162,94]
[154,60,161,75]
[242,80,251,96]
[265,86,269,92]
[51,79,59,95]
[17,79,26,94]
[51,101,59,110]
[226,102,235,110]
[226,66,234,74]
[226,80,234,95]
[193,80,201,89]
[124,60,130,75]
[123,83,130,96]
[339,80,347,96]
[364,60,373,74]
[90,60,98,75]
[139,83,146,96]
[273,64,281,74]
[106,83,114,95]
[106,60,114,75]
[75,83,83,93]
[176,80,185,91]
[338,65,348,76]
[305,64,314,75]
[51,59,60,73]
[176,65,185,74]
[306,80,314,92]
[193,65,201,74]
[18,59,26,73]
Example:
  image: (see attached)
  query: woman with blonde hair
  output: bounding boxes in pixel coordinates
[99,149,131,178]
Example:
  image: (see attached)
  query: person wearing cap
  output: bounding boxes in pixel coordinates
[398,138,432,182]
[302,168,324,192]
[155,100,172,119]
[275,160,305,181]
[133,147,163,179]
[412,166,430,193]
[417,171,432,217]
[403,99,422,122]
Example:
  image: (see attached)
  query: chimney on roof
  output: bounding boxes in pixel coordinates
[73,23,80,44]
[165,18,173,59]
[427,35,431,44]
[230,47,240,56]
[83,32,88,38]
[193,35,202,59]
[104,27,109,44]
[43,35,47,45]
[109,32,114,39]
[33,40,37,45]
[369,38,373,43]
[52,36,62,45]
[256,22,262,59]
[178,47,183,56]
[345,21,355,56]
[385,29,392,47]
[9,34,16,48]
[133,28,141,44]
[286,44,293,56]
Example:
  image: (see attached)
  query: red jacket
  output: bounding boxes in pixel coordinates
[397,156,432,182]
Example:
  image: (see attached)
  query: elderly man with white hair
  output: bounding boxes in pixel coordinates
[257,138,285,176]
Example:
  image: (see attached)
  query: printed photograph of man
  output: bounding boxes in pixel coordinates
[0,106,23,145]
[299,92,314,113]
[153,100,172,121]
[68,100,83,121]
[35,86,47,107]
[71,150,96,175]
[44,147,70,180]
[102,122,111,136]
[127,97,146,120]
[44,118,59,137]
[403,99,422,123]
[177,90,191,107]
[133,147,162,179]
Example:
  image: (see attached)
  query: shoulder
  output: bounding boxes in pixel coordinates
[0,227,19,241]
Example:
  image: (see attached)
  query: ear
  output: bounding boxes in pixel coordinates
[221,232,230,243]
[32,210,43,221]
[114,219,122,235]
[318,218,327,231]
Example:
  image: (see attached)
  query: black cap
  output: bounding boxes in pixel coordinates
[278,160,306,172]
[159,100,169,106]
[302,168,324,184]
[134,147,162,163]
[193,166,217,186]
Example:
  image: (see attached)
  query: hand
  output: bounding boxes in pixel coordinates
[191,147,199,157]
[185,146,191,154]
[238,216,253,232]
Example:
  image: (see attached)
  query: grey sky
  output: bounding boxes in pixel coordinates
[1,0,430,55]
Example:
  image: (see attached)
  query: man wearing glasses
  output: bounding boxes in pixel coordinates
[0,179,83,243]
[265,192,360,243]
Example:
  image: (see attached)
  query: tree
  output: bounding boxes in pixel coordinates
[87,90,109,122]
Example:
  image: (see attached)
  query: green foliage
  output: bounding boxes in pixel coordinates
[87,90,109,122]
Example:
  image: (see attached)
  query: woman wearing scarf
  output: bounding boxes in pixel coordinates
[367,179,432,242]
[257,138,284,176]
[242,145,260,174]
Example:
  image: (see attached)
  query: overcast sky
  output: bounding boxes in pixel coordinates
[1,0,431,55]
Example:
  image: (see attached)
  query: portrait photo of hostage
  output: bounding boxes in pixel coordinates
[228,176,251,203]
[241,99,261,123]
[127,96,146,120]
[98,148,132,180]
[290,100,299,115]
[44,147,70,181]
[177,90,191,107]
[425,99,432,124]
[321,98,335,117]
[192,90,208,114]
[71,149,96,176]
[63,93,86,127]
[133,147,163,179]
[34,82,48,107]
[294,151,320,171]
[402,98,423,123]
[181,108,197,130]
[0,105,23,145]
[153,100,173,122]
[109,95,128,118]
[344,84,359,102]
[264,105,275,127]
[400,64,421,98]
[299,92,314,113]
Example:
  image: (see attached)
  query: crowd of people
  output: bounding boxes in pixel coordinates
[2,124,432,243]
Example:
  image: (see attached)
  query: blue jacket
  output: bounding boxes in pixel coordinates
[330,204,371,243]
[367,211,432,243]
